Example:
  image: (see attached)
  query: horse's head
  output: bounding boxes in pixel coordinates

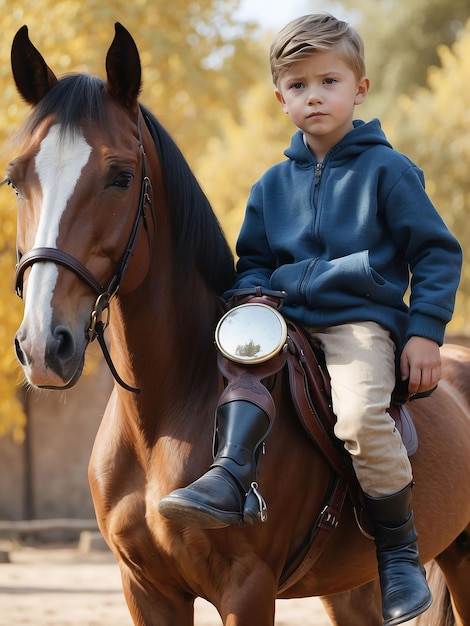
[7,24,156,389]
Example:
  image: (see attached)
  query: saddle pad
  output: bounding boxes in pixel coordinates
[393,404,418,457]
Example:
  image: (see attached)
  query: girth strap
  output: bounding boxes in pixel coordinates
[278,474,348,593]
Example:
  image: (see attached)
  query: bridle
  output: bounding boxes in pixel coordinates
[14,116,153,393]
[13,114,155,394]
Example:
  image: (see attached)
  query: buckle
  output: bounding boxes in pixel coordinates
[318,505,339,529]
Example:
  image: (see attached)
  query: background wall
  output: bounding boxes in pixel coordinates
[0,343,113,538]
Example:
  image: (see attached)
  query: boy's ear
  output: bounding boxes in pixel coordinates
[275,88,289,113]
[354,76,370,105]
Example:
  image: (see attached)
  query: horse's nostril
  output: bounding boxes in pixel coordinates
[15,336,26,365]
[52,325,76,361]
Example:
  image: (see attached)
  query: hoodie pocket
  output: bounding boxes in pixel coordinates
[302,251,404,308]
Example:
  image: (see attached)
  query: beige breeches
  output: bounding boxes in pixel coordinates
[305,321,412,497]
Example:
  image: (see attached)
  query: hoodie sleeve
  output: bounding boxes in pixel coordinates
[384,164,462,344]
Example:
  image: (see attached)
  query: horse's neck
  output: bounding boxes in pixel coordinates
[110,271,222,420]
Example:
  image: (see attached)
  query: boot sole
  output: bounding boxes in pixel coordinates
[158,495,242,529]
[384,591,433,626]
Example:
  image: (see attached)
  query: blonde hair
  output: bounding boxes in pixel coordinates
[270,13,366,86]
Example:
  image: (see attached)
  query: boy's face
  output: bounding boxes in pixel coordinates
[275,49,369,157]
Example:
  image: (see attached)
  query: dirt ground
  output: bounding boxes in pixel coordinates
[0,542,332,625]
[0,540,422,625]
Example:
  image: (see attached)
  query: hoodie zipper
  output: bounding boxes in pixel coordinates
[314,162,323,185]
[312,161,325,247]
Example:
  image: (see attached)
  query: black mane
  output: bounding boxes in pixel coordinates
[141,105,235,296]
[23,74,235,296]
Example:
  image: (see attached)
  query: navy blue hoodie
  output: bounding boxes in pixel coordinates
[227,119,462,349]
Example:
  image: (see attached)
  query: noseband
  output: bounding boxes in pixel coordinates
[14,115,155,394]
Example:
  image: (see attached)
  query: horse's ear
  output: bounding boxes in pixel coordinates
[106,23,142,114]
[11,25,58,105]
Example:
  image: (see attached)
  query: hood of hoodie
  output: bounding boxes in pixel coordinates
[284,118,393,168]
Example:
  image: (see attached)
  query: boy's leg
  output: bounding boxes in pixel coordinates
[307,322,431,626]
[308,321,410,496]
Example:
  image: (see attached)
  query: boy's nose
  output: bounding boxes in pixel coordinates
[307,89,323,104]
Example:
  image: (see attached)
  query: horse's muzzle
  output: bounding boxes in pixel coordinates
[15,322,86,389]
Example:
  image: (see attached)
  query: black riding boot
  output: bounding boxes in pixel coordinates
[158,400,272,529]
[364,483,432,626]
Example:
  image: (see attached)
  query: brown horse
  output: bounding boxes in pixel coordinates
[5,23,470,626]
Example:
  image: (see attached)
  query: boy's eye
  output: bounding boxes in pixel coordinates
[324,78,337,85]
[290,82,304,90]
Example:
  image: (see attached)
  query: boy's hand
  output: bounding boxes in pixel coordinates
[400,336,441,395]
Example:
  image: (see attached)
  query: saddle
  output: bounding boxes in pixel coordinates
[285,320,419,468]
[217,314,421,593]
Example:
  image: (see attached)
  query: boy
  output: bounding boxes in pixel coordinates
[159,14,462,625]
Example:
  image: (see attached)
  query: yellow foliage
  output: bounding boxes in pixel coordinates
[0,196,25,441]
[0,0,257,163]
[196,79,292,251]
[386,19,470,332]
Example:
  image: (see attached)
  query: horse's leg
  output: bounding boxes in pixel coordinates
[216,565,276,626]
[320,580,383,626]
[119,564,196,626]
[433,526,470,626]
[220,598,275,626]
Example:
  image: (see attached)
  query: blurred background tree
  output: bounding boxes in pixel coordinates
[385,19,470,329]
[340,0,469,119]
[0,0,469,440]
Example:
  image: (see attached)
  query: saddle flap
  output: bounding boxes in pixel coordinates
[217,350,286,417]
[286,322,355,481]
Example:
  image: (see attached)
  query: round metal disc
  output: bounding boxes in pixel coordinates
[215,303,287,364]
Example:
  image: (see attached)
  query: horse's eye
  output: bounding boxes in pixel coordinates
[113,173,134,189]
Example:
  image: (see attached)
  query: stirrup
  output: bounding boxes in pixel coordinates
[243,481,268,525]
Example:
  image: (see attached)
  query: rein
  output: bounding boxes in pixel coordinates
[14,114,154,394]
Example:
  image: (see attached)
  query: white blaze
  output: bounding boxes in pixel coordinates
[23,124,92,340]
